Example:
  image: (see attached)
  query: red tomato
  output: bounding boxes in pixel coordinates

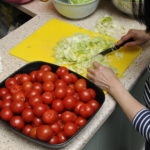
[24,102,32,109]
[75,117,87,127]
[13,91,26,102]
[69,73,78,83]
[20,74,31,84]
[41,92,54,104]
[5,78,17,89]
[14,74,22,84]
[9,84,22,94]
[32,82,43,94]
[0,108,13,121]
[42,71,57,82]
[51,122,61,133]
[87,88,96,99]
[22,108,34,122]
[66,86,75,96]
[37,125,53,141]
[29,127,37,138]
[57,132,67,144]
[79,89,92,102]
[64,122,77,137]
[33,103,47,117]
[57,120,64,130]
[29,95,42,107]
[22,81,33,92]
[0,100,3,109]
[2,99,12,108]
[58,113,62,119]
[74,101,84,114]
[63,96,76,110]
[55,87,67,99]
[88,100,100,111]
[11,100,25,114]
[42,109,58,124]
[3,93,13,101]
[23,125,33,135]
[27,89,39,99]
[49,136,59,144]
[55,79,67,88]
[62,73,73,84]
[0,88,9,98]
[75,79,87,92]
[73,93,80,101]
[10,116,24,130]
[52,99,64,113]
[40,65,52,72]
[29,70,37,82]
[44,104,50,110]
[43,81,55,91]
[68,84,75,90]
[56,66,68,77]
[61,111,76,123]
[79,104,94,118]
[36,70,45,82]
[32,117,43,127]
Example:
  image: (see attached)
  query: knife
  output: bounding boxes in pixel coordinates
[96,38,134,56]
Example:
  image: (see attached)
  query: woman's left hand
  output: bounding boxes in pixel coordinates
[87,62,146,122]
[87,62,122,94]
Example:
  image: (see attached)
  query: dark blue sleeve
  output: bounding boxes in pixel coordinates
[132,109,150,142]
[144,80,150,108]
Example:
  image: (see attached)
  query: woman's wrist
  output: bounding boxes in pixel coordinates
[108,79,125,97]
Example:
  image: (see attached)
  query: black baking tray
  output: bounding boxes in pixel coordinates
[0,61,105,149]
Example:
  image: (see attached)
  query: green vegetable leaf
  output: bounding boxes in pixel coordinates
[54,33,117,76]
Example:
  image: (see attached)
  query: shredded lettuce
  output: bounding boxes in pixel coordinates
[94,16,130,59]
[113,0,143,13]
[69,0,94,4]
[54,33,117,76]
[94,16,127,38]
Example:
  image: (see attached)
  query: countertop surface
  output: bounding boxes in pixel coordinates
[0,0,150,150]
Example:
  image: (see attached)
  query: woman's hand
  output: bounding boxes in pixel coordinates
[116,29,150,47]
[87,62,122,94]
[87,62,146,121]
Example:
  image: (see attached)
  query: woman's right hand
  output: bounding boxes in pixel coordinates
[116,29,150,47]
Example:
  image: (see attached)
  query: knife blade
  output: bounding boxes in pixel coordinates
[96,38,134,56]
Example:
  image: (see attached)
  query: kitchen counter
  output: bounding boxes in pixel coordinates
[0,0,150,150]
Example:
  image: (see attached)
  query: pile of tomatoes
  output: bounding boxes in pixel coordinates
[0,65,100,144]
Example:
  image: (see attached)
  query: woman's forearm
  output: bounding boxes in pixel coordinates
[110,82,146,121]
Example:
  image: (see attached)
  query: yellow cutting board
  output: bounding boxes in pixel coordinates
[10,18,141,77]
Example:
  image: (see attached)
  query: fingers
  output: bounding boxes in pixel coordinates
[87,62,101,80]
[116,34,133,46]
[87,68,95,75]
[87,73,94,80]
[87,62,107,81]
[124,40,141,47]
[93,61,100,68]
[115,29,137,46]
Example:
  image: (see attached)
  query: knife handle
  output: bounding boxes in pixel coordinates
[115,38,134,49]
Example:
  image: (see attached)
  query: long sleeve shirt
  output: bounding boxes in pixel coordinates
[132,65,150,147]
